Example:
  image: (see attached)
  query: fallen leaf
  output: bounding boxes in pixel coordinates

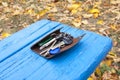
[72,18,81,27]
[97,20,104,25]
[13,10,21,16]
[2,2,8,7]
[105,60,113,66]
[50,7,58,12]
[68,2,81,14]
[110,24,117,30]
[82,14,93,18]
[26,9,34,14]
[38,9,49,17]
[71,9,78,14]
[1,32,10,38]
[67,0,76,3]
[70,3,81,10]
[82,20,89,25]
[95,67,102,77]
[4,7,12,13]
[107,52,117,59]
[48,13,55,17]
[89,8,100,14]
[89,8,100,18]
[0,28,3,33]
[111,0,120,4]
[111,68,116,74]
[87,77,93,80]
[93,1,102,8]
[72,21,81,27]
[93,13,99,18]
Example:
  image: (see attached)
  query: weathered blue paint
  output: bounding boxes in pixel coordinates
[0,20,112,80]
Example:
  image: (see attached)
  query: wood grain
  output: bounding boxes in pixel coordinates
[0,20,112,80]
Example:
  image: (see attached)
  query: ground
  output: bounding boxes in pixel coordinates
[0,0,120,80]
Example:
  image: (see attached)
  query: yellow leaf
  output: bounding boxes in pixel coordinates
[68,2,81,11]
[48,13,55,17]
[71,9,78,14]
[93,2,102,8]
[89,8,100,14]
[1,32,10,38]
[26,9,34,14]
[93,13,99,18]
[72,18,81,27]
[87,77,93,80]
[97,20,104,25]
[110,24,117,30]
[95,67,101,76]
[38,9,49,17]
[107,52,117,58]
[72,21,81,27]
[105,60,112,66]
[109,52,116,56]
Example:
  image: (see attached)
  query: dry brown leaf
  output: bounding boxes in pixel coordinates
[13,10,21,16]
[111,0,120,4]
[81,20,89,25]
[4,7,12,13]
[50,7,58,12]
[82,14,93,18]
[67,0,76,3]
[2,2,8,7]
[72,18,81,27]
[0,28,3,33]
[72,21,81,28]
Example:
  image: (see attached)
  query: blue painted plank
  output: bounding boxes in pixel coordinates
[0,20,50,51]
[0,25,71,80]
[0,20,112,80]
[0,21,60,62]
[0,23,64,74]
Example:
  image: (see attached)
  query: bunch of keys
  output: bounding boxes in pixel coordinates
[39,33,73,57]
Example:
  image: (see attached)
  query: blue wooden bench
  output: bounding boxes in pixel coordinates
[0,20,112,80]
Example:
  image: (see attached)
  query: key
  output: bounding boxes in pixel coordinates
[50,41,65,50]
[39,38,56,50]
[39,33,63,50]
[40,41,65,56]
[40,40,57,56]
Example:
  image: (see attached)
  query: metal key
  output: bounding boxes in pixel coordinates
[39,33,63,50]
[40,40,57,56]
[50,41,65,50]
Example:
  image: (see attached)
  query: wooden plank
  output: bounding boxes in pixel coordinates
[0,21,60,62]
[0,20,112,80]
[0,20,50,51]
[0,24,72,80]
